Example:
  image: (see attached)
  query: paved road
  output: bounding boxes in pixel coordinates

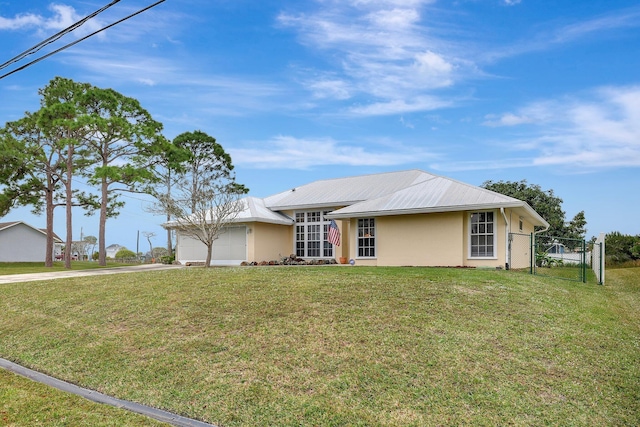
[0,263,182,284]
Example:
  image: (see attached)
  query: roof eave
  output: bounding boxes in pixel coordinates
[232,217,294,226]
[267,202,357,211]
[327,202,550,227]
[163,217,294,229]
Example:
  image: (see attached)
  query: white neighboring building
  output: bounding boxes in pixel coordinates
[105,244,125,259]
[105,243,126,259]
[0,221,63,262]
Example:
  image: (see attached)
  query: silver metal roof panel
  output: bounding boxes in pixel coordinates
[264,169,436,210]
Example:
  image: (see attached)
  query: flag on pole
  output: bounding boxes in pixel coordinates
[327,219,341,246]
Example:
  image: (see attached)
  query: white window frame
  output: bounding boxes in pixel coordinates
[469,211,497,259]
[357,218,376,258]
[295,210,335,259]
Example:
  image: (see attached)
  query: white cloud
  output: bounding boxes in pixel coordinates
[348,96,452,116]
[278,0,472,115]
[230,135,437,169]
[307,77,352,100]
[483,113,533,127]
[414,51,453,75]
[399,116,415,129]
[0,4,103,36]
[0,13,42,30]
[44,5,81,30]
[62,50,177,86]
[479,85,640,170]
[551,6,640,44]
[365,8,420,29]
[484,5,640,62]
[352,0,435,7]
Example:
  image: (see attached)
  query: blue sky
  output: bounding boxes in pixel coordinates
[1,0,639,251]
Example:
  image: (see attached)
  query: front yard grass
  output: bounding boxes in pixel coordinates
[0,266,638,426]
[0,369,164,426]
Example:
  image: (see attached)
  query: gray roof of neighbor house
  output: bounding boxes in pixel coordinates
[0,221,63,242]
[263,169,549,228]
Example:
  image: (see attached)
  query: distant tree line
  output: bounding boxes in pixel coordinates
[0,77,247,269]
[602,232,640,266]
[483,180,640,267]
[482,180,587,240]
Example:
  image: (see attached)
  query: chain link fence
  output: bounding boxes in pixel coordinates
[508,233,604,284]
[533,235,587,282]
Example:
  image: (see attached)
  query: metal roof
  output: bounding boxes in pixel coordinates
[163,197,294,228]
[264,169,435,210]
[325,175,548,227]
[262,170,549,228]
[164,170,549,228]
[235,197,293,225]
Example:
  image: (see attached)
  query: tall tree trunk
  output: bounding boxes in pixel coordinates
[45,187,55,268]
[166,170,172,257]
[64,144,73,270]
[98,175,108,266]
[166,214,172,257]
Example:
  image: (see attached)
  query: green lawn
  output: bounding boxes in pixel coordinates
[0,261,138,275]
[0,267,638,426]
[0,370,165,426]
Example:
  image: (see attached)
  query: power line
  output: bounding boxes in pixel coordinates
[0,0,166,81]
[0,0,122,71]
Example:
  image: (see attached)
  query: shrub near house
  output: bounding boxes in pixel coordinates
[114,248,136,261]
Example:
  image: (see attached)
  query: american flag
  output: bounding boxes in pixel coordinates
[327,219,341,246]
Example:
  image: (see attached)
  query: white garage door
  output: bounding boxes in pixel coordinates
[177,226,247,265]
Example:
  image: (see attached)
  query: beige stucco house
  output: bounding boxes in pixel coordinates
[170,170,549,268]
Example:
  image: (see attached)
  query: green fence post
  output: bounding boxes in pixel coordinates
[582,239,587,283]
[530,233,534,275]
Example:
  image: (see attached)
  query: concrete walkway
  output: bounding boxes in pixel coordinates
[0,263,182,284]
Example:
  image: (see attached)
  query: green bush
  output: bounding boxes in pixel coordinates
[606,232,640,266]
[160,255,175,265]
[114,248,136,260]
[535,252,563,268]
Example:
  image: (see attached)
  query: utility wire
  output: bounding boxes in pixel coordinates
[0,0,122,71]
[0,0,166,81]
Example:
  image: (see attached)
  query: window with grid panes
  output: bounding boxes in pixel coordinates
[295,213,305,257]
[470,211,495,258]
[295,211,335,258]
[357,218,376,257]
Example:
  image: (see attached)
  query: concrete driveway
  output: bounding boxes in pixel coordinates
[0,263,182,284]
